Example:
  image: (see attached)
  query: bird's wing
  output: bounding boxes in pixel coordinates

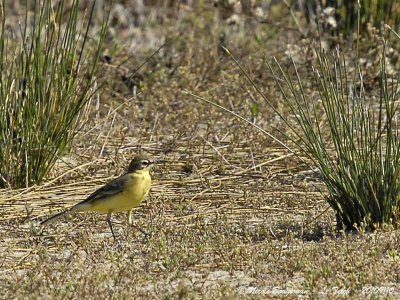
[79,174,127,204]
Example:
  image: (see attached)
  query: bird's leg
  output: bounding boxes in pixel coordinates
[126,209,149,237]
[127,209,133,225]
[106,211,116,240]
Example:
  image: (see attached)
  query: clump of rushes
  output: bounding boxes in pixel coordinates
[266,41,400,231]
[188,29,400,232]
[0,0,109,188]
[302,0,399,36]
[331,0,399,35]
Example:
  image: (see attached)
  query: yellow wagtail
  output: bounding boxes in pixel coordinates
[41,155,153,239]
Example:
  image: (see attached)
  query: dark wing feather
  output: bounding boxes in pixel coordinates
[79,175,126,204]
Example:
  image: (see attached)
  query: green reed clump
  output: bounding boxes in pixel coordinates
[266,43,400,230]
[303,0,399,35]
[0,0,109,188]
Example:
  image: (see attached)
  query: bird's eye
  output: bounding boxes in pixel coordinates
[142,160,150,166]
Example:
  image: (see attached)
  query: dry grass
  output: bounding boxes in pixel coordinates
[1,1,400,299]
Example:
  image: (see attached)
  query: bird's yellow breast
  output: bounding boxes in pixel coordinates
[88,170,151,213]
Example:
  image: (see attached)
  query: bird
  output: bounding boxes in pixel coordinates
[40,155,153,239]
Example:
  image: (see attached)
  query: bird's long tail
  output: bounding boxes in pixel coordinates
[40,210,71,226]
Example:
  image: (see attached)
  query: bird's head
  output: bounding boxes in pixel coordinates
[127,155,154,173]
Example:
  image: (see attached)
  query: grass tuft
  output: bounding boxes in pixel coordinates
[266,42,400,231]
[0,0,109,188]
